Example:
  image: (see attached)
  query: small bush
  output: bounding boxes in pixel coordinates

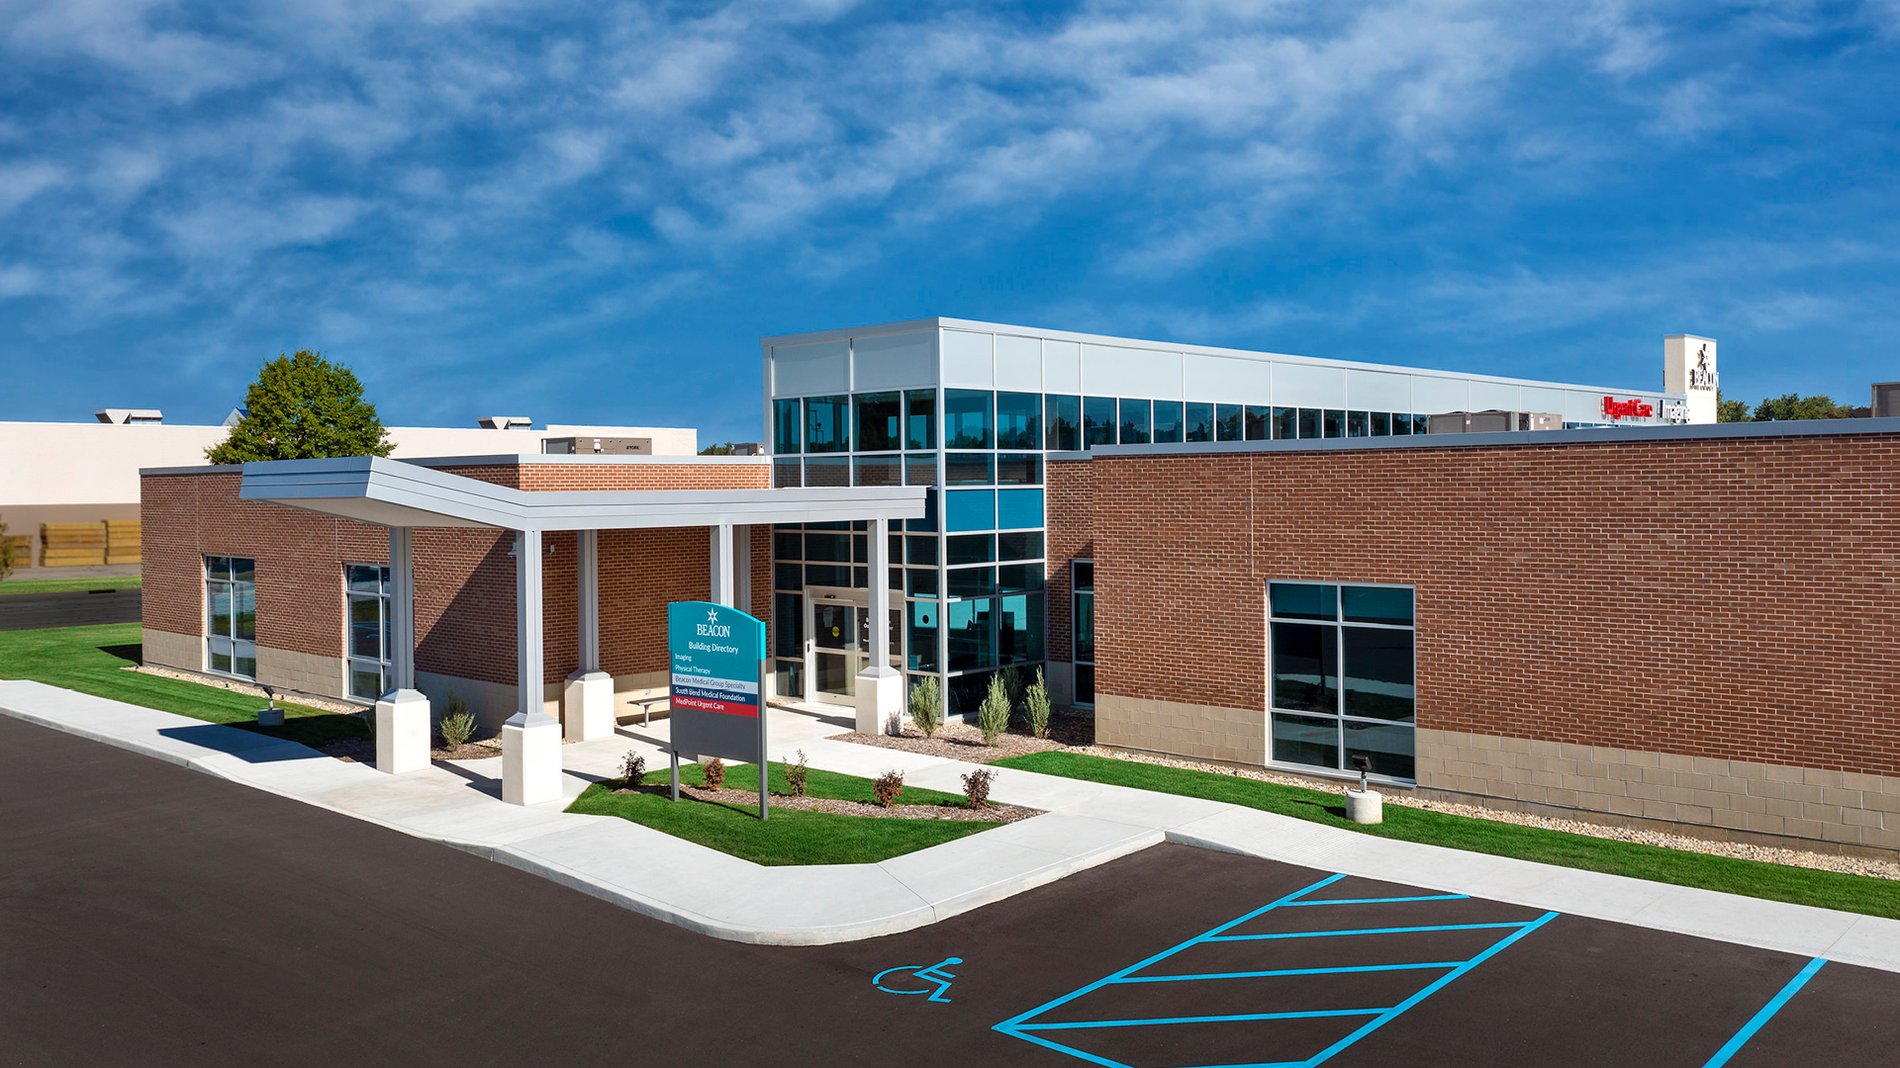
[620,751,648,788]
[909,675,943,738]
[785,750,810,797]
[977,673,1011,745]
[0,518,12,580]
[703,757,726,790]
[1001,664,1025,715]
[872,769,905,808]
[961,767,995,808]
[438,693,476,749]
[1025,668,1052,740]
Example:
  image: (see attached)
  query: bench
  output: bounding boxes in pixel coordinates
[620,687,671,727]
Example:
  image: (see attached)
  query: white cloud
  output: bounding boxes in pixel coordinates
[0,160,62,214]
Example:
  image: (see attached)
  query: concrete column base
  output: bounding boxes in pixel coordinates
[563,670,615,742]
[502,712,564,806]
[1346,788,1384,825]
[855,667,904,736]
[374,689,431,775]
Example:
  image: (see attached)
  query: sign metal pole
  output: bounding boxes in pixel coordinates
[757,660,768,821]
[670,749,680,803]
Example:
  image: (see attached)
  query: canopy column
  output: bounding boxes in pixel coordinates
[564,528,614,742]
[504,528,563,804]
[709,522,736,607]
[374,526,430,774]
[855,516,902,735]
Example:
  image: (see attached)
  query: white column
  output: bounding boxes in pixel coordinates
[563,528,613,742]
[709,522,735,607]
[734,525,751,614]
[504,528,563,804]
[374,526,430,775]
[855,517,902,735]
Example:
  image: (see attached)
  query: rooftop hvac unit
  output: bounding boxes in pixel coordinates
[1875,382,1900,418]
[1425,410,1564,435]
[543,436,653,455]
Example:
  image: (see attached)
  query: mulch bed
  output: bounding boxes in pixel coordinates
[834,712,1094,763]
[321,737,501,764]
[612,781,1039,823]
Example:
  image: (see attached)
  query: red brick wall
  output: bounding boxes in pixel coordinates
[1045,458,1095,664]
[1052,430,1900,777]
[143,460,779,691]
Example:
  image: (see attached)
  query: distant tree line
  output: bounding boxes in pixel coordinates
[1716,391,1866,423]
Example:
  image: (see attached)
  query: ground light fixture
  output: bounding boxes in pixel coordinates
[257,684,284,727]
[1345,752,1383,825]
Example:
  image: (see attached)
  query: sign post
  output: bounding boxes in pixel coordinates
[667,600,769,820]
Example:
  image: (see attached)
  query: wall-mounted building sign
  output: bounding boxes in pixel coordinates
[667,600,769,817]
[1688,345,1719,391]
[1602,396,1654,420]
[1659,399,1690,423]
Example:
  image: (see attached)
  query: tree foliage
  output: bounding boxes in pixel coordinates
[206,350,394,464]
[698,441,738,455]
[1716,390,1752,423]
[0,517,13,581]
[1750,393,1855,422]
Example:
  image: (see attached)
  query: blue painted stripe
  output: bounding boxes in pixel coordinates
[992,1025,1132,1068]
[1019,1007,1387,1031]
[1702,957,1828,1068]
[1114,962,1464,984]
[1282,894,1470,907]
[993,872,1347,1032]
[1211,920,1532,942]
[1302,911,1560,1066]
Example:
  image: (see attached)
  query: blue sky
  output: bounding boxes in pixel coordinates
[1,1,1896,442]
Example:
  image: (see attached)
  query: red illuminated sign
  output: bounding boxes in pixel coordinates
[1601,396,1654,420]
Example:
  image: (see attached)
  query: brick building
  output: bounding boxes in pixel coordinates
[1042,420,1900,852]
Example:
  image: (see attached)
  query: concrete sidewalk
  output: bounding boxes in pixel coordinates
[6,680,1900,970]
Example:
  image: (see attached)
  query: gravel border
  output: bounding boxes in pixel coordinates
[134,664,366,714]
[615,781,1036,823]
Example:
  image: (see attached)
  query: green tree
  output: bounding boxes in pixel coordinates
[1751,393,1854,422]
[0,517,14,581]
[1716,390,1752,423]
[698,441,738,456]
[207,350,394,463]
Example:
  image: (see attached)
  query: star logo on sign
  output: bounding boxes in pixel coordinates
[707,608,720,624]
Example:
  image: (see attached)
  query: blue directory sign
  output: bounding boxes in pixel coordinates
[667,601,769,817]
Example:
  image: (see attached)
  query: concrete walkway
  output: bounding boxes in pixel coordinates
[5,679,1900,971]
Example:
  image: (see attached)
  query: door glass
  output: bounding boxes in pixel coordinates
[811,600,864,700]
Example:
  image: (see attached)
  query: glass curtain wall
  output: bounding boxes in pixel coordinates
[205,555,257,680]
[769,346,1433,715]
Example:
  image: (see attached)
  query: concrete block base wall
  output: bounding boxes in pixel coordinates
[1417,728,1900,854]
[1095,694,1265,766]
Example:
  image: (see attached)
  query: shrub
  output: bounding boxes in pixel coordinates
[909,675,943,738]
[703,757,726,790]
[620,751,648,788]
[438,694,476,749]
[1025,668,1052,740]
[961,767,995,808]
[977,673,1011,745]
[872,769,904,807]
[0,518,12,580]
[1002,664,1025,715]
[785,750,810,797]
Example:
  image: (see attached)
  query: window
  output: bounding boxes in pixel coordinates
[346,564,392,700]
[944,389,993,449]
[805,396,849,452]
[1245,405,1270,441]
[1117,399,1151,444]
[1272,406,1297,440]
[1268,581,1415,780]
[1184,401,1214,443]
[1215,403,1244,442]
[1346,410,1370,437]
[854,392,901,451]
[1152,401,1184,444]
[1083,396,1116,448]
[1072,560,1094,706]
[996,392,1041,450]
[1322,409,1345,438]
[905,390,937,450]
[1046,395,1081,451]
[205,555,257,680]
[773,398,801,453]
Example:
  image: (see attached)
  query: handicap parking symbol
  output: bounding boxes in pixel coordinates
[873,956,962,1003]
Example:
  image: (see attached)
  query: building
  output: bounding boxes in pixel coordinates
[760,318,1708,715]
[0,414,695,569]
[135,319,1900,856]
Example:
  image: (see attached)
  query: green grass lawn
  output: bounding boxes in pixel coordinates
[0,622,367,749]
[0,574,143,596]
[567,759,1001,865]
[994,751,1900,920]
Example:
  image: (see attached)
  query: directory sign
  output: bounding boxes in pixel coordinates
[667,600,767,766]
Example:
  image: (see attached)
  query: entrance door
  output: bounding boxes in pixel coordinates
[806,588,867,706]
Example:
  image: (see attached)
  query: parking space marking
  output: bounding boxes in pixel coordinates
[993,872,1558,1068]
[1702,956,1828,1068]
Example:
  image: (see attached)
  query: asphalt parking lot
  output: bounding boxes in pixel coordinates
[2,715,1895,1067]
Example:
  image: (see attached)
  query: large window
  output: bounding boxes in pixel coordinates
[1072,560,1094,707]
[346,564,392,701]
[1268,582,1414,780]
[205,555,256,680]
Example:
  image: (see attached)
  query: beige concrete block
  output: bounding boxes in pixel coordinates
[1862,793,1900,814]
[1606,795,1644,817]
[1783,818,1824,841]
[1801,767,1845,789]
[1470,734,1501,751]
[1626,750,1661,768]
[1641,765,1677,786]
[1820,823,1867,845]
[1677,805,1715,825]
[1764,798,1803,819]
[1500,736,1531,755]
[1659,752,1699,773]
[1677,772,1715,793]
[1842,771,1893,793]
[1742,812,1786,834]
[1640,800,1680,821]
[1823,787,1865,809]
[1544,788,1580,809]
[1784,783,1825,804]
[1842,807,1885,829]
[1572,761,1608,780]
